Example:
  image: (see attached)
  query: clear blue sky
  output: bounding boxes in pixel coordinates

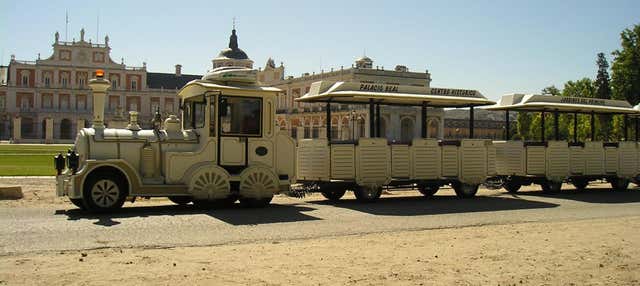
[1,0,638,100]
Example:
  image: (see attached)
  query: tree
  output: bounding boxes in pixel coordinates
[611,24,640,105]
[611,24,640,141]
[541,85,561,96]
[562,79,596,141]
[529,86,568,141]
[594,53,613,140]
[516,112,532,140]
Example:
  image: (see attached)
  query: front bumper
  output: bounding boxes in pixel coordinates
[56,173,79,198]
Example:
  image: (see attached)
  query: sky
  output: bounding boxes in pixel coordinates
[0,0,638,101]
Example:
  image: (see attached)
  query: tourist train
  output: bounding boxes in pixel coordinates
[52,38,640,212]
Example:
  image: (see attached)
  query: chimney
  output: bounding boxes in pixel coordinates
[175,64,182,77]
[88,69,110,129]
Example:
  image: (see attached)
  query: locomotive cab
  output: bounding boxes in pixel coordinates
[54,66,296,212]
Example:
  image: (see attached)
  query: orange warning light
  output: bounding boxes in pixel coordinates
[95,69,104,78]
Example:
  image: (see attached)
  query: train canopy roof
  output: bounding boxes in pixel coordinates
[486,94,638,114]
[178,79,281,100]
[295,81,495,107]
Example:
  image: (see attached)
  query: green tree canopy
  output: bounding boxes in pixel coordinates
[611,24,640,105]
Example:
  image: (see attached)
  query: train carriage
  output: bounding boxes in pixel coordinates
[294,81,495,202]
[487,94,640,192]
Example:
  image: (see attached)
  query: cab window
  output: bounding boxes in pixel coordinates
[219,96,262,136]
[182,96,206,129]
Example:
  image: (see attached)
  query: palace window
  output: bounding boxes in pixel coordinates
[21,74,29,86]
[131,79,138,90]
[78,78,85,88]
[219,96,262,136]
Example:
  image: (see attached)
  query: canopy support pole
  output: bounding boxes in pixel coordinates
[326,101,331,142]
[554,111,559,141]
[623,114,628,141]
[369,99,375,138]
[505,110,510,140]
[590,112,595,141]
[421,101,428,138]
[573,112,578,143]
[375,103,381,138]
[469,106,474,139]
[636,117,639,142]
[541,111,545,142]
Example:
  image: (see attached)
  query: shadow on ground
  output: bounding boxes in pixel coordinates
[56,203,320,227]
[308,193,559,216]
[513,187,640,204]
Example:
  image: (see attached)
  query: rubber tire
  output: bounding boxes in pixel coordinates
[452,183,479,198]
[571,180,589,191]
[541,181,562,193]
[503,180,522,193]
[418,185,439,197]
[239,196,273,208]
[168,196,192,206]
[354,185,382,202]
[69,198,86,210]
[82,171,127,213]
[321,188,347,201]
[610,178,630,191]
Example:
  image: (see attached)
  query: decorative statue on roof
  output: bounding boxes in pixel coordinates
[55,31,59,44]
[105,35,109,46]
[80,28,85,42]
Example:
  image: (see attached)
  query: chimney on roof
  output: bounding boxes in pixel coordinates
[175,64,182,77]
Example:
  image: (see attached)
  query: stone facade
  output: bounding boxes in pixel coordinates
[0,29,200,143]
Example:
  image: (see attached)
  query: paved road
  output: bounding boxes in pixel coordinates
[1,185,640,255]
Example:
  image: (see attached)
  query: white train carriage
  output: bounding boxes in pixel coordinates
[54,67,297,212]
[294,81,495,202]
[487,94,639,192]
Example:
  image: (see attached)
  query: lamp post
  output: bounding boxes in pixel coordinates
[88,69,110,129]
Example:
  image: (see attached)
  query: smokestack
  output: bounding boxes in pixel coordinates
[88,69,110,129]
[175,64,182,77]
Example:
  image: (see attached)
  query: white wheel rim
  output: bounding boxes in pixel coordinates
[91,179,120,208]
[240,169,277,199]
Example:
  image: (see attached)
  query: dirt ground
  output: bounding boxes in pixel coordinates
[0,217,637,285]
[1,178,639,285]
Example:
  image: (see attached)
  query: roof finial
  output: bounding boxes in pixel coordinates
[229,21,239,50]
[232,17,236,30]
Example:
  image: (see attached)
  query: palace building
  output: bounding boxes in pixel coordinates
[0,27,453,143]
[0,29,200,143]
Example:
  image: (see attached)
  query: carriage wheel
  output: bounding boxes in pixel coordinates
[417,185,439,197]
[188,165,233,207]
[354,185,382,202]
[452,182,479,198]
[239,166,279,207]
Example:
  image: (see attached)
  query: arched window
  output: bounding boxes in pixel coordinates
[400,117,415,143]
[60,119,72,139]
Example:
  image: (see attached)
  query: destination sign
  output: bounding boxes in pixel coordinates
[560,97,606,106]
[359,83,399,93]
[429,88,478,97]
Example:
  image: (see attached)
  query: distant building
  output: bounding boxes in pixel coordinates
[0,29,200,142]
[258,56,444,142]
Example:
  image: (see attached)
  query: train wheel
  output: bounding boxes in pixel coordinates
[541,181,562,193]
[354,185,382,202]
[503,180,521,193]
[452,182,479,198]
[239,166,278,207]
[169,196,192,206]
[417,185,439,197]
[571,179,589,191]
[82,171,127,213]
[188,165,231,200]
[610,178,630,191]
[321,188,347,201]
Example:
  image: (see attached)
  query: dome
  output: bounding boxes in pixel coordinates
[217,47,249,60]
[216,29,249,60]
[356,56,372,63]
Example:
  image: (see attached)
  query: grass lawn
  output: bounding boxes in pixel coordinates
[0,145,73,176]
